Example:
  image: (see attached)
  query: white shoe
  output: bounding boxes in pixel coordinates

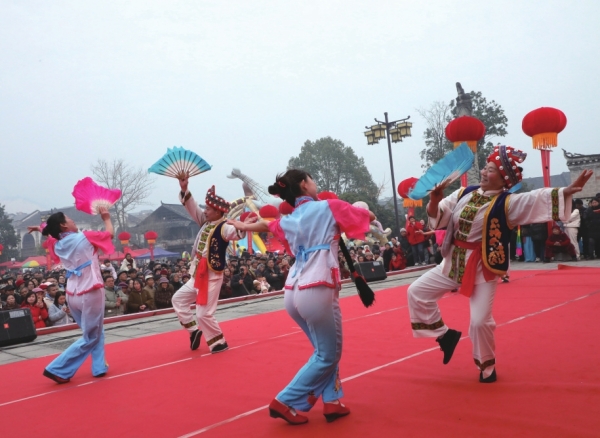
[535,258,540,262]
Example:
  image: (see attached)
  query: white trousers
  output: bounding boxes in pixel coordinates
[171,271,226,350]
[564,228,580,257]
[407,265,497,375]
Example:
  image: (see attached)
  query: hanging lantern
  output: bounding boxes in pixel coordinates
[445,116,486,152]
[144,231,158,245]
[522,107,567,149]
[258,205,279,220]
[397,177,422,207]
[0,243,3,255]
[278,201,294,216]
[118,231,131,245]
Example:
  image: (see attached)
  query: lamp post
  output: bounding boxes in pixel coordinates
[364,113,412,236]
[145,231,158,261]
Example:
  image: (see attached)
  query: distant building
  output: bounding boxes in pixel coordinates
[520,171,571,191]
[562,149,600,199]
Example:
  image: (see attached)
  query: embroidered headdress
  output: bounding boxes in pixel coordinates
[205,185,230,213]
[487,145,527,189]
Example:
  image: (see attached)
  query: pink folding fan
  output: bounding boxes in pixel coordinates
[72,177,121,215]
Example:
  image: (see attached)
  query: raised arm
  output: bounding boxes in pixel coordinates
[98,207,114,238]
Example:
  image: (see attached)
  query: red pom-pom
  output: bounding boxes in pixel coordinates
[279,201,295,215]
[259,204,279,219]
[317,191,338,200]
[240,211,258,222]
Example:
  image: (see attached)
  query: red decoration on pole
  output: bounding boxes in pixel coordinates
[397,177,422,207]
[445,116,486,187]
[144,231,158,261]
[258,205,279,219]
[118,231,131,246]
[0,243,3,255]
[522,107,567,150]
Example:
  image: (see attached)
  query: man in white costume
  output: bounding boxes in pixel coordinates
[407,145,593,383]
[172,177,246,353]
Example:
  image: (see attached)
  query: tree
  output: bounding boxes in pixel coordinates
[91,159,155,233]
[450,91,508,181]
[0,204,20,262]
[417,101,454,169]
[288,137,379,201]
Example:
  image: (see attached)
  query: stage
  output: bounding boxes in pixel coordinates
[1,264,599,437]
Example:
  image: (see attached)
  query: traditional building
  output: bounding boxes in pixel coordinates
[130,202,200,255]
[563,149,600,199]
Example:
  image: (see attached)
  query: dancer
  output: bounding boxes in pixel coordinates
[28,207,114,383]
[171,176,246,353]
[407,145,592,383]
[228,169,373,425]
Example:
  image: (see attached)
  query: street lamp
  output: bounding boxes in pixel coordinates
[364,112,412,236]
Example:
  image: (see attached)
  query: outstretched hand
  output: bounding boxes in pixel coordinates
[564,169,593,197]
[27,226,41,234]
[226,219,246,231]
[429,179,453,204]
[98,206,111,221]
[179,174,189,193]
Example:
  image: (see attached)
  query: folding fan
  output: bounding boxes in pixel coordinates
[72,177,122,215]
[408,142,474,200]
[148,146,212,179]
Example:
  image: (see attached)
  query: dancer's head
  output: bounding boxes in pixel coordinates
[484,146,527,191]
[205,186,229,222]
[42,212,78,240]
[268,169,315,206]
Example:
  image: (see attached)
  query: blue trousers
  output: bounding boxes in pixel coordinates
[46,288,108,379]
[411,242,424,264]
[277,285,344,411]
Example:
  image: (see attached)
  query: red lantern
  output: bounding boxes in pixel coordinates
[445,116,486,152]
[0,243,4,255]
[240,211,258,222]
[278,201,294,215]
[522,107,567,149]
[144,231,158,245]
[397,178,422,208]
[118,231,131,245]
[259,205,279,219]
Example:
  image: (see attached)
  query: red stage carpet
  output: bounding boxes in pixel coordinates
[2,267,599,437]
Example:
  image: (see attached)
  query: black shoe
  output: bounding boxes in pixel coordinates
[436,329,461,365]
[479,369,497,383]
[211,342,229,354]
[43,369,70,384]
[190,330,202,351]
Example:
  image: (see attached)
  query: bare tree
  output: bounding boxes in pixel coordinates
[416,101,454,169]
[91,159,154,232]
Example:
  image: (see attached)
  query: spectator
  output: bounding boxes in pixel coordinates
[398,229,414,267]
[563,200,581,260]
[43,283,59,309]
[120,253,137,272]
[101,259,117,279]
[583,197,600,259]
[251,279,263,293]
[264,259,284,291]
[155,278,176,308]
[57,275,67,291]
[219,268,233,299]
[382,243,394,272]
[406,216,426,265]
[544,225,577,262]
[231,266,253,297]
[127,279,154,313]
[104,277,128,317]
[389,253,406,272]
[529,222,548,262]
[21,291,48,329]
[170,273,183,292]
[143,275,157,303]
[48,292,73,326]
[4,294,19,310]
[278,257,291,283]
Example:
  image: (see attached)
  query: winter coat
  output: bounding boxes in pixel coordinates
[48,303,73,326]
[21,302,48,329]
[584,206,600,238]
[406,222,425,245]
[529,223,548,241]
[104,287,128,317]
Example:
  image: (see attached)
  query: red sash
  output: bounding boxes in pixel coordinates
[194,257,209,305]
[453,239,496,297]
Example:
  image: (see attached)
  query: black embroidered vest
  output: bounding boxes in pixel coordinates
[458,186,512,275]
[201,220,229,272]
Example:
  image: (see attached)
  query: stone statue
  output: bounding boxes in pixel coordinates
[455,82,473,117]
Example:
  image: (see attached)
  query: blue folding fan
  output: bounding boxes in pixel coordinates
[408,142,474,200]
[148,146,212,179]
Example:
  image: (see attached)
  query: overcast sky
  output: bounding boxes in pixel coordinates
[2,0,599,215]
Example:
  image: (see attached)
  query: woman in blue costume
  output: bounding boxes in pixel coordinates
[228,169,374,425]
[28,207,114,383]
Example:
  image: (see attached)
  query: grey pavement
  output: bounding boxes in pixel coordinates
[1,258,598,366]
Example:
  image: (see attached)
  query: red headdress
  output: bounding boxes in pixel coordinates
[205,186,230,213]
[486,145,527,189]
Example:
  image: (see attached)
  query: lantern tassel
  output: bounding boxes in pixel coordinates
[454,140,478,152]
[403,198,422,208]
[532,132,558,149]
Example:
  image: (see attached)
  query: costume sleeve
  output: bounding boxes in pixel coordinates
[327,199,371,239]
[180,190,206,227]
[221,222,246,242]
[428,188,461,230]
[267,219,293,256]
[83,231,115,255]
[507,188,571,228]
[46,236,60,264]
